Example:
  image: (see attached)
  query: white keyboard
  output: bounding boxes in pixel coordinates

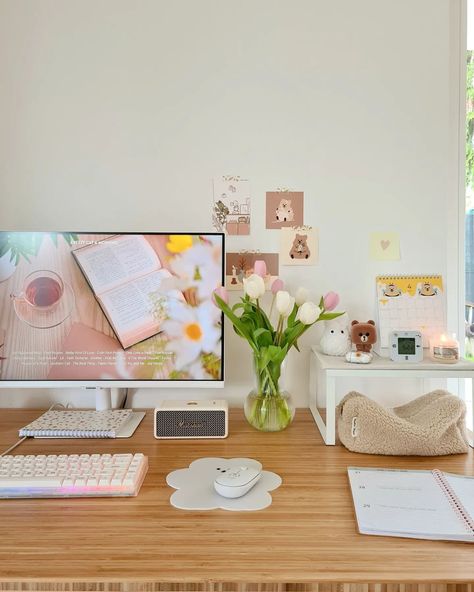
[0,453,148,498]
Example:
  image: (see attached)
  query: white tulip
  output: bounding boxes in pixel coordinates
[296,301,321,325]
[295,287,310,306]
[275,290,295,317]
[243,273,265,299]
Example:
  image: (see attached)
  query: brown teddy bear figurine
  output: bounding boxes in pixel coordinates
[351,320,377,353]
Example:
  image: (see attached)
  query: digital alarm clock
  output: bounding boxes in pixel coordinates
[389,330,423,362]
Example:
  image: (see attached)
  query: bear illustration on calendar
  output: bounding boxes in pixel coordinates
[376,275,446,348]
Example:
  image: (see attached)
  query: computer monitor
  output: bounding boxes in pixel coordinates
[0,232,224,409]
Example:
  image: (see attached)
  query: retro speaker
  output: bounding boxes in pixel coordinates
[153,400,228,439]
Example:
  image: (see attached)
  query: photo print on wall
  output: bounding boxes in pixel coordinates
[212,176,251,236]
[225,252,279,291]
[369,232,401,261]
[280,226,318,265]
[265,190,304,229]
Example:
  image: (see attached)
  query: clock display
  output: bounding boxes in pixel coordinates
[398,337,416,355]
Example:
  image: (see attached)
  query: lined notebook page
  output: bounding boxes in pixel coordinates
[348,467,474,541]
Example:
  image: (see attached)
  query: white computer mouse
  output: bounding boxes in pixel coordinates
[214,465,262,499]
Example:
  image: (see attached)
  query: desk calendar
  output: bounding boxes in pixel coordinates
[376,275,445,348]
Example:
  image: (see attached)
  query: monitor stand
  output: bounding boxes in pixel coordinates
[92,387,145,438]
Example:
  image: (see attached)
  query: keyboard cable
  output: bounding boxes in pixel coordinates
[0,402,70,457]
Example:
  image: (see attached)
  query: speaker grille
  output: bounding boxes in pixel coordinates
[155,410,226,438]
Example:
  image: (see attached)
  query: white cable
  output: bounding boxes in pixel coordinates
[0,402,70,457]
[0,437,28,457]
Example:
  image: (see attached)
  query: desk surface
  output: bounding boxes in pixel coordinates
[0,408,474,589]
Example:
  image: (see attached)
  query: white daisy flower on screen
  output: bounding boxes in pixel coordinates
[170,243,222,300]
[162,300,221,370]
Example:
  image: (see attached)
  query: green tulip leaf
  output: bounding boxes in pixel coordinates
[287,303,298,328]
[253,328,273,347]
[319,312,344,320]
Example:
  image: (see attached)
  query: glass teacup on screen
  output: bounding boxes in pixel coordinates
[18,270,64,311]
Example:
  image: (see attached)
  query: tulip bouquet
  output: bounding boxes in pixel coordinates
[213,263,342,431]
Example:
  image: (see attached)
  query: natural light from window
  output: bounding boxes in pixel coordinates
[464,0,474,430]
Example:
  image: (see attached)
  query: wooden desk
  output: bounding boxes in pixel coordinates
[0,409,473,591]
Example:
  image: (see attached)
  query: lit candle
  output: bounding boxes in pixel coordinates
[429,333,460,364]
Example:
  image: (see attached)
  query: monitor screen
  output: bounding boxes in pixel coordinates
[0,232,224,384]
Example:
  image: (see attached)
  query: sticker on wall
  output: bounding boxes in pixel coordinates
[369,232,400,261]
[212,176,251,235]
[265,190,304,229]
[225,251,279,291]
[280,226,318,266]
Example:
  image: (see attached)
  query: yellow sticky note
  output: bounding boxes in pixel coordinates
[369,232,400,261]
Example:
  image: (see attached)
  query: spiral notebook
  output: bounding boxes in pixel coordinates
[376,275,445,347]
[19,409,134,439]
[348,467,474,542]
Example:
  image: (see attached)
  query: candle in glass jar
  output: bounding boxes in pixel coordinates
[429,333,460,364]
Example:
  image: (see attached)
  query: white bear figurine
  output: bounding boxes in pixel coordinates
[319,313,351,356]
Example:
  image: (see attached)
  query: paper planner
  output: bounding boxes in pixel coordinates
[376,275,445,347]
[348,467,474,542]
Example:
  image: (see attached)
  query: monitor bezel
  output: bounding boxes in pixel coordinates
[0,231,225,388]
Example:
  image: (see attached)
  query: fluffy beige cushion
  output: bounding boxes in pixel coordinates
[337,390,469,456]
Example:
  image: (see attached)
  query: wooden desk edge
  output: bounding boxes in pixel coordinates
[1,579,474,592]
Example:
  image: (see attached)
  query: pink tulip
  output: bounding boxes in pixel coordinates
[253,260,267,278]
[271,278,284,294]
[213,286,229,306]
[323,291,339,311]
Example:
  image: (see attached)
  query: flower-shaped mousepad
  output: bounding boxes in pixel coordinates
[166,457,282,511]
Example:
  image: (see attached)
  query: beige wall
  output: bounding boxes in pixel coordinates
[0,0,457,408]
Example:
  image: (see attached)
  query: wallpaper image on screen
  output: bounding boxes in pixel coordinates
[0,232,224,381]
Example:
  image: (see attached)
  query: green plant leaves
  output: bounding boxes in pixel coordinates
[319,312,344,320]
[233,298,273,333]
[213,291,344,358]
[49,232,79,247]
[0,240,10,259]
[254,343,287,374]
[214,294,257,351]
[287,303,298,328]
[0,232,79,266]
[253,328,273,347]
[282,323,305,350]
[268,343,288,364]
[0,233,39,265]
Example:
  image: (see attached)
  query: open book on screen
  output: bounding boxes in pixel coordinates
[72,235,176,349]
[348,466,474,542]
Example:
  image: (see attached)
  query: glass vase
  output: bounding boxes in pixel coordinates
[244,353,295,432]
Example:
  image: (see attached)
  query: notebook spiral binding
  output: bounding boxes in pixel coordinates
[432,469,474,535]
[377,275,442,281]
[21,429,115,438]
